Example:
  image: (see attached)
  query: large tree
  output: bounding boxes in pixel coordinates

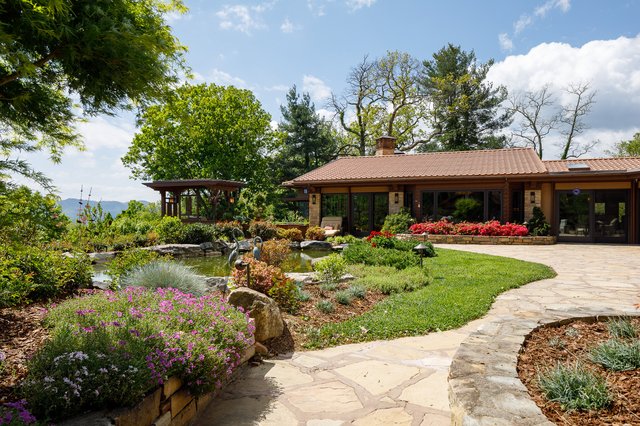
[509,82,597,159]
[277,86,337,182]
[122,83,275,189]
[609,132,640,157]
[0,0,186,186]
[419,44,511,151]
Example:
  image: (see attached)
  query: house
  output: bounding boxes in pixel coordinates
[283,136,640,243]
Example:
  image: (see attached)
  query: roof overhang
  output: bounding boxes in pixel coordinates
[143,179,245,192]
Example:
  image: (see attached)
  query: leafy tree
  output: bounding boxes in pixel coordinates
[509,83,597,159]
[122,83,275,189]
[418,44,511,151]
[609,132,640,157]
[0,183,69,243]
[0,0,187,186]
[277,86,337,182]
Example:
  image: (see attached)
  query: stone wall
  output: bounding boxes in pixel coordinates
[388,192,404,215]
[398,234,556,245]
[524,189,542,221]
[309,194,320,226]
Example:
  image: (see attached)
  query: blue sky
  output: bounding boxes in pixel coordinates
[16,0,640,201]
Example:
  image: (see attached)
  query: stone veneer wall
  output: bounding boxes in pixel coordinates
[524,189,542,221]
[398,234,556,245]
[308,193,320,226]
[388,192,404,215]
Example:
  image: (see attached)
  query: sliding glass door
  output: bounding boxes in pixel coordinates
[350,193,389,236]
[557,190,628,243]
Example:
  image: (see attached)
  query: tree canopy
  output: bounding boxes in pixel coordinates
[0,0,187,186]
[419,44,511,151]
[609,132,640,157]
[276,85,337,182]
[122,83,275,189]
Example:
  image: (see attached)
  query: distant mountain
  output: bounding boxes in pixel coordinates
[58,199,150,220]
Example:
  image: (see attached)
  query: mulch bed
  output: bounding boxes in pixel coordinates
[517,317,640,425]
[264,281,386,353]
[0,302,50,404]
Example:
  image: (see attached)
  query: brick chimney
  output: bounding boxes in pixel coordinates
[375,136,396,156]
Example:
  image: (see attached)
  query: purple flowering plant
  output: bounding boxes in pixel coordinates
[23,287,254,422]
[0,400,37,425]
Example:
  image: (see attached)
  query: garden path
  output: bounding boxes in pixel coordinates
[194,244,640,426]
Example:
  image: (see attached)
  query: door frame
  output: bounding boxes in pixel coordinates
[350,192,388,236]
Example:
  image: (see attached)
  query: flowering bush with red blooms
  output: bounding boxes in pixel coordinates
[22,287,254,422]
[366,231,396,248]
[410,220,529,237]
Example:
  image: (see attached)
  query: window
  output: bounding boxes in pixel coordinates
[321,194,348,218]
[421,192,435,220]
[421,190,502,222]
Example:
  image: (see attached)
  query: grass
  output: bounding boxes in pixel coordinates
[348,264,431,294]
[607,317,638,339]
[590,339,640,371]
[537,363,612,411]
[306,247,555,348]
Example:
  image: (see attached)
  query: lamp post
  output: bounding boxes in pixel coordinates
[413,243,430,268]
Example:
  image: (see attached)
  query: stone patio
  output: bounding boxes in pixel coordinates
[194,244,640,426]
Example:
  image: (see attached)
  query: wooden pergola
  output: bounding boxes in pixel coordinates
[143,179,245,223]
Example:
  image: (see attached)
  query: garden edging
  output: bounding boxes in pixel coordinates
[448,308,640,425]
[398,234,556,245]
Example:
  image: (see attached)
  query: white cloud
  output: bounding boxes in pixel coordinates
[346,0,376,11]
[215,2,276,34]
[488,35,640,157]
[192,69,248,88]
[303,75,332,102]
[264,84,289,92]
[165,11,192,23]
[76,116,135,151]
[280,17,299,33]
[500,0,571,49]
[498,33,514,51]
[307,0,328,16]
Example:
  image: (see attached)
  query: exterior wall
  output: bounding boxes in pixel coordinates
[555,182,631,190]
[541,183,554,223]
[389,192,404,215]
[309,193,320,226]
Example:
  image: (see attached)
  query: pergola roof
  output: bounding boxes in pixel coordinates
[143,179,245,192]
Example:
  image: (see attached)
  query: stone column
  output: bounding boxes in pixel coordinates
[388,192,403,215]
[309,193,321,226]
[524,189,542,221]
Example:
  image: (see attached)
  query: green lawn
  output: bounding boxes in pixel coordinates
[306,247,556,348]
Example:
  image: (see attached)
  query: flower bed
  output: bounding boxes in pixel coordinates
[18,287,254,423]
[409,219,529,236]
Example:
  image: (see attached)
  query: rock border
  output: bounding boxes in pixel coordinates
[448,308,640,425]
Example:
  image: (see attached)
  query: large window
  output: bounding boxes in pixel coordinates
[321,194,348,218]
[421,190,502,222]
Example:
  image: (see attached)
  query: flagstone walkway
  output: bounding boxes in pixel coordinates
[194,244,640,426]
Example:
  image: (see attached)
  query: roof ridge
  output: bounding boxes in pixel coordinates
[544,156,640,162]
[336,147,536,159]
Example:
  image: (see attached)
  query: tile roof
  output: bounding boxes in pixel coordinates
[285,148,548,185]
[543,157,640,173]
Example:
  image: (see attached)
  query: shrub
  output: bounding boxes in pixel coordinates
[155,216,184,243]
[23,287,254,421]
[0,245,92,308]
[342,243,419,270]
[251,239,291,267]
[346,285,366,299]
[122,261,208,296]
[276,228,304,242]
[381,211,415,234]
[106,248,164,289]
[298,290,311,302]
[213,221,244,241]
[180,223,216,244]
[452,198,482,222]
[607,317,638,339]
[326,235,362,245]
[268,278,300,313]
[111,234,137,251]
[590,339,640,371]
[334,290,354,305]
[305,226,325,241]
[231,258,287,295]
[319,282,338,293]
[527,206,551,236]
[537,363,611,411]
[350,265,430,294]
[314,254,347,285]
[248,221,278,241]
[316,300,334,314]
[409,219,528,237]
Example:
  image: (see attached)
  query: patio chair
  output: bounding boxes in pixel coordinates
[320,216,343,238]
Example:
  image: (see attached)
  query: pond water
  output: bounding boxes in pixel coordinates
[93,249,329,281]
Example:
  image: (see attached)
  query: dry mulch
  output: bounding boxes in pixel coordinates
[264,281,386,353]
[0,302,50,404]
[518,317,640,425]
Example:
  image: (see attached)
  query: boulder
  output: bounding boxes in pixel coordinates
[89,251,117,264]
[286,272,317,285]
[143,244,203,258]
[204,276,229,293]
[90,281,111,291]
[228,288,284,342]
[289,241,301,250]
[300,240,332,251]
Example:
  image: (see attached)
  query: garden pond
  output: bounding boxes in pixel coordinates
[92,249,329,282]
